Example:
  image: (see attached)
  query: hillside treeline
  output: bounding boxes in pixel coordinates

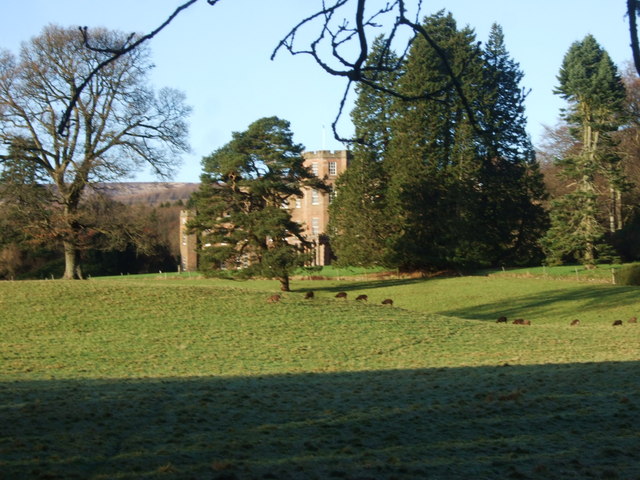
[0,183,191,279]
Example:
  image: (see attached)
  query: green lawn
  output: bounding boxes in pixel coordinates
[1,274,639,478]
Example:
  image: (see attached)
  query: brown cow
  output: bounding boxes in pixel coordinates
[356,294,368,301]
[267,294,281,303]
[512,319,531,325]
[382,299,394,306]
[613,320,623,326]
[335,292,347,299]
[496,316,507,323]
[304,291,314,299]
[570,319,580,326]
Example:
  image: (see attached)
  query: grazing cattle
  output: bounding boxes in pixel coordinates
[382,299,394,306]
[335,292,347,299]
[570,319,580,326]
[629,316,637,324]
[512,319,531,325]
[496,316,507,323]
[267,294,281,303]
[356,294,368,301]
[613,320,623,326]
[304,291,314,299]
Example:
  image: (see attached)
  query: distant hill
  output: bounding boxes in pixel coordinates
[94,182,199,206]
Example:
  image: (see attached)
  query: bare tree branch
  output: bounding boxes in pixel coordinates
[330,79,354,143]
[58,0,640,144]
[57,0,221,137]
[270,0,487,141]
[57,0,486,144]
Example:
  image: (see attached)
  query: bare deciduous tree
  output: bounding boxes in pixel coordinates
[0,25,191,279]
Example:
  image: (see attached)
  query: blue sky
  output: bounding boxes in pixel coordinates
[0,1,633,182]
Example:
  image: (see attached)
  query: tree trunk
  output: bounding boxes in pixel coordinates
[279,275,290,292]
[62,241,83,280]
[609,186,616,233]
[616,189,623,230]
[584,241,596,269]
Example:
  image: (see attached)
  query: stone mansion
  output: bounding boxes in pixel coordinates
[179,150,351,271]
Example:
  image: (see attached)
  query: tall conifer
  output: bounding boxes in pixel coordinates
[544,35,626,266]
[385,11,486,269]
[328,36,399,266]
[332,14,548,270]
[477,24,548,265]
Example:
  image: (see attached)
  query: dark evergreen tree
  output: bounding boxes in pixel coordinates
[544,35,626,267]
[384,11,487,269]
[332,14,548,271]
[328,36,400,266]
[187,117,327,291]
[0,137,55,262]
[477,24,549,265]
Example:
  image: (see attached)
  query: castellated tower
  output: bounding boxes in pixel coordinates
[179,149,351,271]
[288,150,350,265]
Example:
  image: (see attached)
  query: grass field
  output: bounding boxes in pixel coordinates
[1,271,639,479]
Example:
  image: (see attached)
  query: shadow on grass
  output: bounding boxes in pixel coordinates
[2,363,639,479]
[440,285,640,322]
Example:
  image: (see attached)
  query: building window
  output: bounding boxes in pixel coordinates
[182,234,187,246]
[295,197,301,208]
[328,161,337,176]
[312,217,320,235]
[311,189,320,205]
[312,162,319,176]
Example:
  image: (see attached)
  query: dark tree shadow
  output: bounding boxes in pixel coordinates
[439,285,640,322]
[2,362,639,479]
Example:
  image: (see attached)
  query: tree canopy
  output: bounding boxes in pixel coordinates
[327,36,398,266]
[329,13,548,271]
[0,25,191,278]
[187,116,327,291]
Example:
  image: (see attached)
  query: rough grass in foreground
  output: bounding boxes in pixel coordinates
[1,276,639,478]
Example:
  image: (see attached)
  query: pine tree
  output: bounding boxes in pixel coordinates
[328,36,399,266]
[544,35,626,267]
[187,117,327,291]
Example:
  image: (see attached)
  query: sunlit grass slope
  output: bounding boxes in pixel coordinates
[1,275,639,478]
[2,276,639,379]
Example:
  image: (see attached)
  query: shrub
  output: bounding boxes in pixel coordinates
[614,264,640,285]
